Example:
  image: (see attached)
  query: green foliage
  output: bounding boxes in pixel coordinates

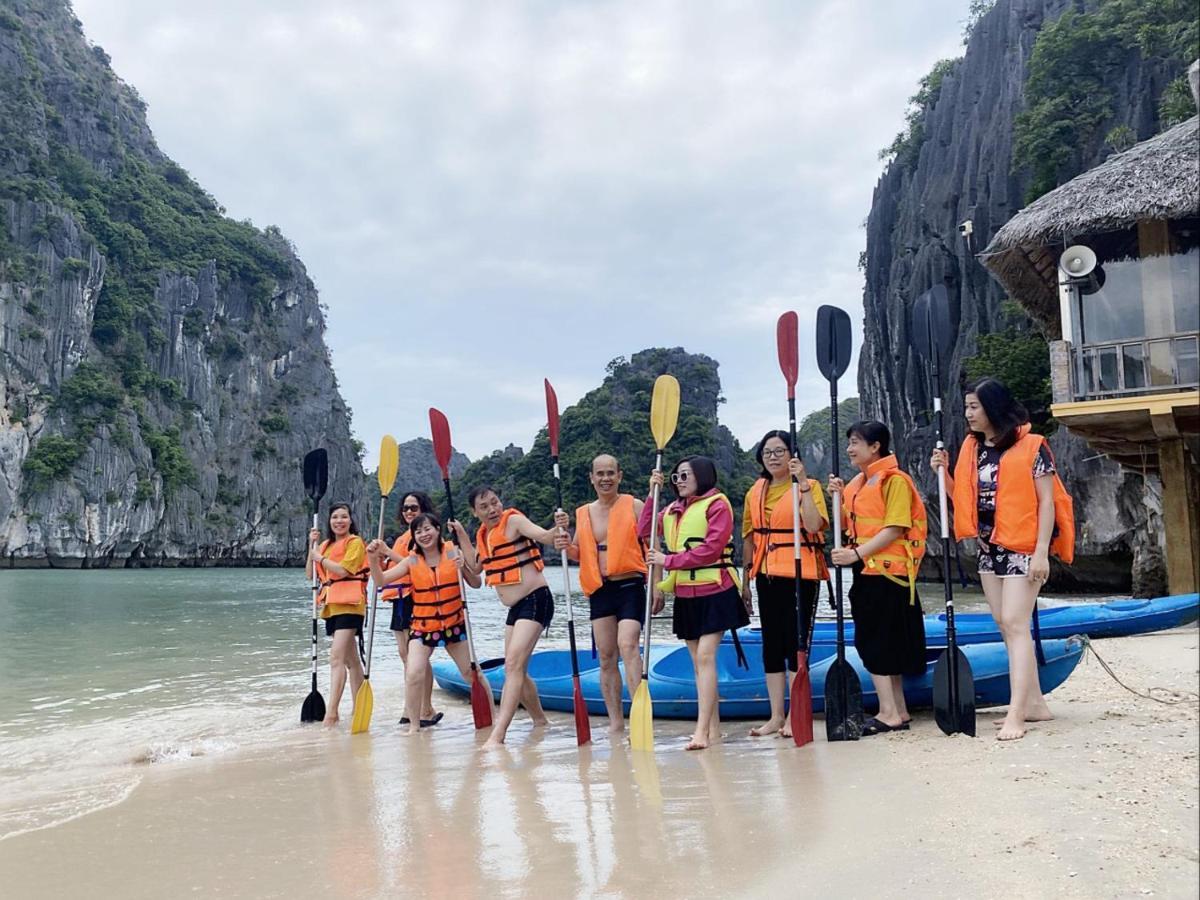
[60,256,87,278]
[1104,124,1136,153]
[261,411,289,433]
[962,0,996,45]
[794,398,861,484]
[215,473,243,507]
[10,396,29,424]
[880,58,962,169]
[182,307,206,338]
[1158,75,1196,128]
[1013,0,1199,201]
[140,424,195,491]
[57,362,123,414]
[135,478,154,502]
[23,433,86,485]
[17,324,44,341]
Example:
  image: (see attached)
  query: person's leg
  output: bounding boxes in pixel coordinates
[402,641,432,735]
[616,618,643,704]
[484,619,546,747]
[324,628,354,725]
[869,672,903,727]
[392,623,412,722]
[688,633,722,749]
[592,615,623,732]
[890,675,910,723]
[751,580,787,737]
[422,666,437,721]
[346,627,365,708]
[446,639,475,681]
[996,577,1048,741]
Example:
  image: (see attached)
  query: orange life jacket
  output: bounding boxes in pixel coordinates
[407,543,465,633]
[476,508,545,586]
[380,532,413,602]
[316,536,368,608]
[842,456,927,601]
[576,495,647,596]
[746,477,827,581]
[951,426,1075,563]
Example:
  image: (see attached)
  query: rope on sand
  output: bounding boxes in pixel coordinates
[1081,635,1199,706]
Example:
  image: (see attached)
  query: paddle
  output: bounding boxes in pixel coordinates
[430,407,493,729]
[301,449,329,723]
[776,311,814,747]
[350,436,398,734]
[631,374,680,753]
[913,286,976,737]
[545,379,591,746]
[816,304,863,742]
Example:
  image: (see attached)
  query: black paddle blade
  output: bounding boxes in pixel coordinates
[815,305,852,382]
[932,647,976,737]
[911,289,934,361]
[303,449,328,504]
[301,689,326,724]
[823,659,863,741]
[928,284,954,357]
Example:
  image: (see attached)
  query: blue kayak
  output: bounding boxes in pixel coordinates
[432,636,1086,720]
[731,593,1198,654]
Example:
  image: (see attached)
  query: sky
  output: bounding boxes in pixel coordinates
[72,0,966,465]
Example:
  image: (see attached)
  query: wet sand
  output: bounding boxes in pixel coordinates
[2,628,1196,900]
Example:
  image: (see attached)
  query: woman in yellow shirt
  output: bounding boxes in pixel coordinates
[306,502,368,727]
[741,430,829,738]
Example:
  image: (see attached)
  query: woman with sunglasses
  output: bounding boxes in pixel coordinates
[378,491,442,727]
[640,456,749,751]
[741,430,829,739]
[306,502,369,727]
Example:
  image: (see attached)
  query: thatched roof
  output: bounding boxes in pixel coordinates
[981,115,1200,332]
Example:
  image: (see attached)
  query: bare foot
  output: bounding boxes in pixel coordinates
[750,716,784,737]
[608,721,626,735]
[482,737,506,750]
[530,716,550,727]
[993,711,1053,727]
[323,715,339,728]
[400,724,421,736]
[779,726,792,739]
[685,736,708,751]
[996,715,1027,741]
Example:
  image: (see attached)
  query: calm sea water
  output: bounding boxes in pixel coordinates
[0,568,1097,840]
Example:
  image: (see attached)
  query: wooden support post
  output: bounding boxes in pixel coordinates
[1158,437,1198,594]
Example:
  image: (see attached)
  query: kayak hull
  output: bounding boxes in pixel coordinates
[432,636,1086,720]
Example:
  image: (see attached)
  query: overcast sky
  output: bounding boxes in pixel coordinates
[72,0,965,465]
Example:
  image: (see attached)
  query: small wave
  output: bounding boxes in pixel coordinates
[132,737,238,765]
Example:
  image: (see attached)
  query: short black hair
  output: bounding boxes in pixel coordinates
[467,485,499,508]
[845,421,891,456]
[406,513,443,557]
[754,429,793,480]
[670,455,718,498]
[966,378,1029,451]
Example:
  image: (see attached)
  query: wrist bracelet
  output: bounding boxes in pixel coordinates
[853,548,862,561]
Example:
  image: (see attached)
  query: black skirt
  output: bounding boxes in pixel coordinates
[847,573,927,676]
[673,586,750,641]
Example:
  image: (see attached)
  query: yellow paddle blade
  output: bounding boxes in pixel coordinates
[350,680,373,734]
[629,680,654,752]
[649,375,680,450]
[377,435,399,496]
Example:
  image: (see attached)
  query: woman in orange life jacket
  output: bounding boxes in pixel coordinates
[827,421,928,736]
[741,430,829,739]
[378,491,441,727]
[641,456,751,751]
[367,512,480,736]
[306,502,369,728]
[932,378,1073,742]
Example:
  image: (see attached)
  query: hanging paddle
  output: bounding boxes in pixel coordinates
[545,379,591,746]
[301,448,329,723]
[816,305,863,742]
[430,407,493,729]
[775,311,814,747]
[350,435,398,734]
[631,374,680,753]
[913,286,977,737]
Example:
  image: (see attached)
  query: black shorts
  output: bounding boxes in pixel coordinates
[756,574,818,674]
[325,613,364,637]
[505,585,555,628]
[589,577,646,624]
[672,585,750,641]
[389,595,413,632]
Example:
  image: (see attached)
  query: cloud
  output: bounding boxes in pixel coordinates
[72,0,965,466]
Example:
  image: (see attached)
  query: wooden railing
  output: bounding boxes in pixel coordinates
[1069,332,1200,401]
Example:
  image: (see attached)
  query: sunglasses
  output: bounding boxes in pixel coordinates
[670,471,691,484]
[401,504,421,512]
[761,448,790,459]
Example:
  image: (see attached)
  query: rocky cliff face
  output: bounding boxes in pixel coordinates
[859,0,1180,593]
[0,1,365,566]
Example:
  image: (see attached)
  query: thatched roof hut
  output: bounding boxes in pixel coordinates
[981,114,1200,332]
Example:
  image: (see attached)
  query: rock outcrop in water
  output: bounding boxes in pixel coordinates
[859,0,1188,593]
[0,1,365,566]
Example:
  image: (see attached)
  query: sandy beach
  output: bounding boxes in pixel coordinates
[2,627,1195,900]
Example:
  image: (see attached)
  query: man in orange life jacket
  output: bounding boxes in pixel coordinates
[554,454,664,735]
[465,485,563,749]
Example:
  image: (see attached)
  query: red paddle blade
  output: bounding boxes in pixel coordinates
[544,379,560,457]
[573,677,591,745]
[470,671,493,729]
[776,311,799,397]
[790,655,814,747]
[429,408,453,478]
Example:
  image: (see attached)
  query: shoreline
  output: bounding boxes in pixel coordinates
[2,627,1195,899]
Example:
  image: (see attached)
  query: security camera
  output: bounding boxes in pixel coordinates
[958,220,974,237]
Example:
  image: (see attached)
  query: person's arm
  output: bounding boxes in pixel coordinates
[316,537,362,579]
[367,541,412,586]
[808,480,830,532]
[1029,474,1054,583]
[508,512,558,547]
[930,448,956,500]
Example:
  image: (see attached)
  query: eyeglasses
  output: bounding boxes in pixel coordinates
[401,504,421,512]
[761,448,790,459]
[670,471,691,484]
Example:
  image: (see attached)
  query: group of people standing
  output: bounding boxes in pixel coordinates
[304,376,1073,747]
